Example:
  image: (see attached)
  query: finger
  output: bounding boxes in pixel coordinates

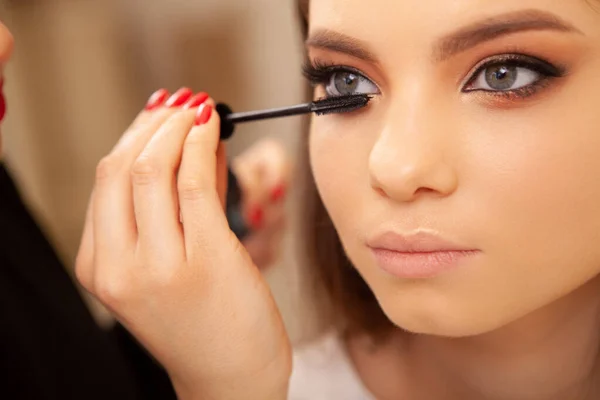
[131,102,207,262]
[93,88,191,263]
[232,138,291,195]
[231,138,291,208]
[193,98,228,209]
[75,189,96,291]
[232,139,291,234]
[242,187,287,267]
[178,103,233,260]
[111,89,188,157]
[129,88,170,130]
[112,89,171,154]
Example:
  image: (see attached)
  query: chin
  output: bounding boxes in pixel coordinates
[373,288,520,338]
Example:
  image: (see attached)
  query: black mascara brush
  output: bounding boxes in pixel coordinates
[216,94,372,140]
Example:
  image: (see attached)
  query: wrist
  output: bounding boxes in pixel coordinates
[172,373,290,400]
[170,352,292,400]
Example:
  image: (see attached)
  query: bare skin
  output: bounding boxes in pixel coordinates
[67,0,600,399]
[308,0,600,399]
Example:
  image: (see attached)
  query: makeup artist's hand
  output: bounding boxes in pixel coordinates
[232,138,292,270]
[75,89,292,400]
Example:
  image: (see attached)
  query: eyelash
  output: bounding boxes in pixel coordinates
[302,59,377,95]
[302,54,565,101]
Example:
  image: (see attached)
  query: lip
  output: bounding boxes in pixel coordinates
[367,230,480,279]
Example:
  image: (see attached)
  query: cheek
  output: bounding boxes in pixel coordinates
[468,85,600,280]
[401,91,600,336]
[308,115,374,227]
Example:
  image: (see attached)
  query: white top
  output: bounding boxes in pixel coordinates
[288,332,375,400]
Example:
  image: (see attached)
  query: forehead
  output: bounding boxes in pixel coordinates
[308,0,599,45]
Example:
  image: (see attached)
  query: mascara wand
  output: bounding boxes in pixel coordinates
[216,94,371,140]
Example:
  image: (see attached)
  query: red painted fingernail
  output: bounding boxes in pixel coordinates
[248,206,264,229]
[165,87,193,108]
[184,92,209,109]
[194,104,213,126]
[270,183,286,202]
[0,79,6,123]
[145,89,169,111]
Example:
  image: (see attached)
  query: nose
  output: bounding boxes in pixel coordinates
[368,98,459,203]
[0,22,14,65]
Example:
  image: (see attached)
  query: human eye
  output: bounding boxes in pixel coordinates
[302,60,380,98]
[462,54,565,99]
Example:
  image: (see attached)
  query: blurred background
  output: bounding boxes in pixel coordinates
[0,0,315,342]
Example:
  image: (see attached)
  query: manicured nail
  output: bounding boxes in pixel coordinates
[194,104,213,126]
[165,87,193,108]
[184,92,209,109]
[270,183,286,202]
[0,78,6,122]
[145,89,169,111]
[248,206,264,229]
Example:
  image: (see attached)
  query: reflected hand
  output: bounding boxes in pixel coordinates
[231,138,292,270]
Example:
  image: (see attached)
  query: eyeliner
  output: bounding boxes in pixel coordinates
[216,94,372,140]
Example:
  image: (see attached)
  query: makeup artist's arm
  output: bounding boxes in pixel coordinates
[75,96,292,400]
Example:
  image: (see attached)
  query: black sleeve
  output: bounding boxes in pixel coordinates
[109,323,178,400]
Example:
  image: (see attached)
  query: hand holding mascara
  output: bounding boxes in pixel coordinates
[78,88,295,400]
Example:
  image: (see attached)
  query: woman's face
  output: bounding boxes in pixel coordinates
[307,0,600,336]
[0,20,13,154]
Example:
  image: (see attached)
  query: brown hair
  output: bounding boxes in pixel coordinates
[296,0,395,340]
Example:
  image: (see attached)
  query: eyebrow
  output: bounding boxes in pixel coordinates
[433,9,582,62]
[305,9,582,64]
[305,30,378,63]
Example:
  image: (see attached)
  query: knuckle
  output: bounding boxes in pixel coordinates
[95,155,121,182]
[230,156,245,174]
[95,275,129,307]
[183,129,209,148]
[131,156,162,185]
[139,255,191,291]
[74,256,93,291]
[177,177,208,201]
[149,267,183,290]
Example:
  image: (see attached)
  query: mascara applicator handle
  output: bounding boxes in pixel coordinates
[216,103,235,140]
